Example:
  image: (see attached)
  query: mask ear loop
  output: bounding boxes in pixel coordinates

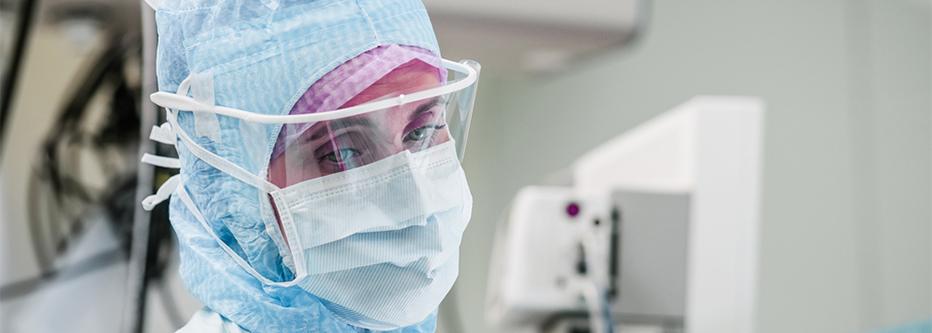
[166,108,279,194]
[176,181,303,287]
[165,105,310,284]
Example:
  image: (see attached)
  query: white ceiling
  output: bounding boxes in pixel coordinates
[425,0,640,29]
[28,0,646,74]
[426,0,645,73]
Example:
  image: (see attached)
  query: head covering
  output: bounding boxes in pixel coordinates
[152,0,445,331]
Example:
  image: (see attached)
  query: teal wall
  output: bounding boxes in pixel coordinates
[448,1,931,332]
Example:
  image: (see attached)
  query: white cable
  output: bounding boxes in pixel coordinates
[149,122,175,145]
[141,153,180,169]
[575,226,614,333]
[141,174,180,210]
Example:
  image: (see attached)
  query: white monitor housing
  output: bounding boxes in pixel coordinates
[487,96,763,333]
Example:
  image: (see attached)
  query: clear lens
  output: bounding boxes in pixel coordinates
[266,61,478,187]
[270,95,451,187]
[165,60,478,189]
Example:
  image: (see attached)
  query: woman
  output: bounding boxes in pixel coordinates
[143,0,480,331]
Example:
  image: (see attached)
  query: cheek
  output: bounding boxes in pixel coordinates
[268,156,287,187]
[268,153,326,187]
[434,130,450,147]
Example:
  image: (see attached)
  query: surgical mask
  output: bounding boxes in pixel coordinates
[271,141,471,328]
[143,58,480,330]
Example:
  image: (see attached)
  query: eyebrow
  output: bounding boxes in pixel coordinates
[411,97,442,122]
[301,97,441,142]
[306,117,374,141]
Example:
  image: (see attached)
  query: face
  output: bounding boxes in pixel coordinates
[268,61,449,188]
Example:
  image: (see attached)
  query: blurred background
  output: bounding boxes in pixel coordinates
[0,0,929,333]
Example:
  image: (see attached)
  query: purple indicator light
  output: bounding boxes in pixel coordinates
[566,202,580,218]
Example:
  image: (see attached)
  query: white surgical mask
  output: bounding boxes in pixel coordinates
[269,141,471,328]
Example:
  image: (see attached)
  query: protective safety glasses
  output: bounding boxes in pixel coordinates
[150,59,480,188]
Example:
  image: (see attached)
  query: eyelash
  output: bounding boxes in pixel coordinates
[313,121,446,165]
[404,124,446,143]
[319,148,360,164]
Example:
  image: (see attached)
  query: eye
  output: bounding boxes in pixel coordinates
[405,126,431,142]
[321,148,360,163]
[405,124,446,143]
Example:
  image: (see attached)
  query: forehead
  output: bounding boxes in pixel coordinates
[342,60,442,109]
